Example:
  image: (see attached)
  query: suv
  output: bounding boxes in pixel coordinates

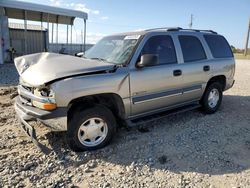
[14,27,235,151]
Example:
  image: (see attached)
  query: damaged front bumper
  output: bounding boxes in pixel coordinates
[15,96,67,151]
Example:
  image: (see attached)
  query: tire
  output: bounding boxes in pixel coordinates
[67,105,116,152]
[200,82,223,114]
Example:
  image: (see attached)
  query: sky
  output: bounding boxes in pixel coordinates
[11,0,250,48]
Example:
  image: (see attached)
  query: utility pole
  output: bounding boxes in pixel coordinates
[189,14,193,29]
[244,18,250,56]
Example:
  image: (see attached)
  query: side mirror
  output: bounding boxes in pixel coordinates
[75,52,84,57]
[136,54,159,68]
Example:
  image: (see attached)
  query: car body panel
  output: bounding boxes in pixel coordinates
[14,52,114,87]
[14,29,235,132]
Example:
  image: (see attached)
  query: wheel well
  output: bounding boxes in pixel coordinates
[67,93,125,122]
[207,75,226,91]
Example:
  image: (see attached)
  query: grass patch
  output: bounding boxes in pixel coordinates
[234,53,250,60]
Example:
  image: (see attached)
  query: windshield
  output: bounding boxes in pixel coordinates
[85,35,141,65]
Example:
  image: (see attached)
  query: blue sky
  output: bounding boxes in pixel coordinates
[14,0,250,48]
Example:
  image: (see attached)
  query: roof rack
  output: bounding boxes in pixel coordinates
[145,27,183,32]
[145,27,217,34]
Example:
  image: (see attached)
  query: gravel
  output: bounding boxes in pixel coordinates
[0,60,250,187]
[0,64,19,86]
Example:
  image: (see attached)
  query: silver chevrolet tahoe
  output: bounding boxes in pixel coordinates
[14,27,235,151]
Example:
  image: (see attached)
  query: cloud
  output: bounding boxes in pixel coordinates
[134,28,145,31]
[49,1,100,15]
[100,16,109,20]
[87,32,106,44]
[49,0,61,6]
[71,3,100,15]
[92,10,100,15]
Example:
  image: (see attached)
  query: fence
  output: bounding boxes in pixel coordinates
[49,43,94,55]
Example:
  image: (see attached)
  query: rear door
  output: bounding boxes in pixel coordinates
[176,34,211,102]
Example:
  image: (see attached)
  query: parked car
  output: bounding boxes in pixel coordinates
[14,27,235,151]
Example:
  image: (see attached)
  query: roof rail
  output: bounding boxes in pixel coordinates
[145,27,183,32]
[145,27,217,34]
[177,28,218,34]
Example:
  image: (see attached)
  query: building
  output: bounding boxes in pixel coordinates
[0,0,88,64]
[9,23,48,57]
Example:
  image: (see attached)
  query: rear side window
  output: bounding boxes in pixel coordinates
[204,35,233,58]
[179,35,207,62]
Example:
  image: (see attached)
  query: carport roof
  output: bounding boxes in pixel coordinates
[0,0,88,25]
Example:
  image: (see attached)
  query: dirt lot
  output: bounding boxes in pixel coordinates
[0,60,250,188]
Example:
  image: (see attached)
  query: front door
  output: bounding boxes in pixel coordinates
[129,34,184,117]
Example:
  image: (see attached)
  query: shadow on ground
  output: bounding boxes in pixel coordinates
[37,95,250,176]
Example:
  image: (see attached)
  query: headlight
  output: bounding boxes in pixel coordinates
[32,87,57,110]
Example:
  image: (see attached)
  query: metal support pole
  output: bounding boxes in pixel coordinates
[47,13,49,51]
[244,18,250,56]
[66,25,68,45]
[51,23,54,44]
[81,30,83,52]
[40,12,43,51]
[24,10,28,55]
[56,16,59,52]
[83,19,86,53]
[70,25,73,54]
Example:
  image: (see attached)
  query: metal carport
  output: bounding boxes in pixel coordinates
[0,0,88,63]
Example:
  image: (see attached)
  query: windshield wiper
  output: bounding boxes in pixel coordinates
[90,58,114,64]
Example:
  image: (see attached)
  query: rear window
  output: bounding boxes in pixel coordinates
[204,35,233,58]
[179,35,207,62]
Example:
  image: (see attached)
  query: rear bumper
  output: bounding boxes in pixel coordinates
[15,96,68,131]
[224,78,235,91]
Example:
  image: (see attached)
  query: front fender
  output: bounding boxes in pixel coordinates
[50,68,130,116]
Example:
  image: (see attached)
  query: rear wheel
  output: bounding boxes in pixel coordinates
[200,82,223,114]
[67,105,116,151]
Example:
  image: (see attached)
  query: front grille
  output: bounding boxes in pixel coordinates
[19,85,33,106]
[22,85,33,93]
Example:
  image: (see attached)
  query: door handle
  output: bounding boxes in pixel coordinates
[173,69,182,76]
[203,65,210,72]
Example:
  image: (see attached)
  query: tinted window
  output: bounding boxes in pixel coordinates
[204,35,233,58]
[141,35,177,65]
[179,36,207,62]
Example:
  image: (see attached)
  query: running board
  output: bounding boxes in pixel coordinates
[127,103,201,126]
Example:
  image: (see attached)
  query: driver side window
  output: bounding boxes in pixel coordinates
[141,35,177,66]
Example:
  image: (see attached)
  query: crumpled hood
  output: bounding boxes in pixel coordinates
[14,52,114,87]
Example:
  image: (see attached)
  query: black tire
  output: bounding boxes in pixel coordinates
[67,105,116,152]
[200,82,223,114]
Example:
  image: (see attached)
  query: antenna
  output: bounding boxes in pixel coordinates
[189,14,193,29]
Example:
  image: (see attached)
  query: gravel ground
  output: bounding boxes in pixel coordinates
[0,64,19,86]
[0,60,250,188]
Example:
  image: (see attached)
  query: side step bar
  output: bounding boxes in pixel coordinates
[127,103,201,126]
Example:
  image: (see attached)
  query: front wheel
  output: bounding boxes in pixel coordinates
[200,82,223,114]
[67,105,116,152]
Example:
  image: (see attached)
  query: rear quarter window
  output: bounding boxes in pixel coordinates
[204,35,233,58]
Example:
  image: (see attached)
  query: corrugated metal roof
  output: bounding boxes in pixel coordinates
[8,23,47,31]
[0,0,88,25]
